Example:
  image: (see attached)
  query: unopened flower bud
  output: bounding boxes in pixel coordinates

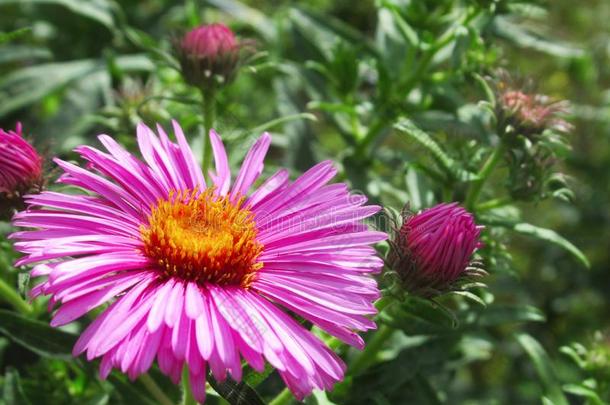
[389,203,483,296]
[176,23,245,90]
[494,70,572,140]
[0,124,44,218]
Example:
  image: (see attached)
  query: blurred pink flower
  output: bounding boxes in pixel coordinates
[11,121,386,402]
[0,123,43,217]
[0,123,42,194]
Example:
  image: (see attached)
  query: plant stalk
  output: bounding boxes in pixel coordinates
[181,367,198,405]
[201,88,216,179]
[140,373,174,405]
[465,143,506,211]
[269,387,293,405]
[0,276,32,315]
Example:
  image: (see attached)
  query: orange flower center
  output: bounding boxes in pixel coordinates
[141,188,263,287]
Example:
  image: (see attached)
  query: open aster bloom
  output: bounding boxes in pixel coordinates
[389,203,483,296]
[11,121,386,402]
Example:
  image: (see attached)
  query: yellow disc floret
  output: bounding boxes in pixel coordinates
[141,188,263,287]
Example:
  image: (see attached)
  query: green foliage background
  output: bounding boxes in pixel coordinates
[0,0,609,404]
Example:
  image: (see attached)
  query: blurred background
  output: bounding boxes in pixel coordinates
[0,0,609,404]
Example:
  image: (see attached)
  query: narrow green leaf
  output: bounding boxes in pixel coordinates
[108,375,157,405]
[0,27,31,45]
[515,333,569,405]
[563,384,605,405]
[292,7,378,57]
[492,16,584,59]
[0,55,152,118]
[394,119,478,182]
[0,0,115,30]
[480,217,590,268]
[0,309,76,360]
[2,368,32,405]
[205,0,275,41]
[477,305,545,326]
[451,291,486,307]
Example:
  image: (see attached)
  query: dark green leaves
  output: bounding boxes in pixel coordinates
[394,119,478,182]
[480,217,590,268]
[0,310,76,360]
[516,333,569,405]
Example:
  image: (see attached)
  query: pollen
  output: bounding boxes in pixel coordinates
[141,188,263,287]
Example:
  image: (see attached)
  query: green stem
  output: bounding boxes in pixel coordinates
[269,387,293,405]
[348,324,394,376]
[476,196,512,212]
[0,277,32,315]
[201,88,216,180]
[346,296,395,376]
[464,143,506,211]
[181,367,198,405]
[267,297,395,404]
[140,373,174,405]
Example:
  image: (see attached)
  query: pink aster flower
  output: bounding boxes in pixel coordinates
[389,203,482,296]
[11,121,385,402]
[1,123,44,218]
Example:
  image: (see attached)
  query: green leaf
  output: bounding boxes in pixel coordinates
[0,55,152,118]
[492,16,584,59]
[305,390,338,405]
[0,310,76,360]
[450,291,486,307]
[394,119,478,182]
[0,45,52,64]
[107,375,157,405]
[205,0,275,41]
[243,364,273,387]
[290,7,377,59]
[207,377,265,405]
[381,296,458,335]
[0,0,116,31]
[0,59,97,117]
[515,333,569,405]
[480,217,590,268]
[477,305,545,326]
[2,368,32,405]
[0,27,31,45]
[563,384,605,405]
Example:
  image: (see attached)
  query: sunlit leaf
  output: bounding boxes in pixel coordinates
[515,333,569,405]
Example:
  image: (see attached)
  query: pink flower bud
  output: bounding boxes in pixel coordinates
[0,124,43,217]
[181,23,237,59]
[390,203,483,295]
[176,23,246,90]
[495,71,572,138]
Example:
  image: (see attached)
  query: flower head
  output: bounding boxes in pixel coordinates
[0,123,43,218]
[176,23,246,90]
[388,203,482,295]
[11,121,385,402]
[494,70,572,140]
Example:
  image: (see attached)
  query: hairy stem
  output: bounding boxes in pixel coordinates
[268,387,293,405]
[181,367,198,405]
[465,143,506,211]
[0,261,32,315]
[140,373,174,405]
